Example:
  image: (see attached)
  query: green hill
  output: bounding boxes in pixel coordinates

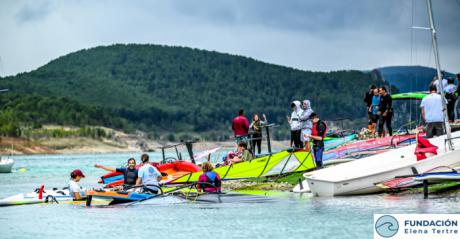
[0,44,384,140]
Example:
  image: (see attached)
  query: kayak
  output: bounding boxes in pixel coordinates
[171,149,315,183]
[0,186,72,206]
[100,161,201,188]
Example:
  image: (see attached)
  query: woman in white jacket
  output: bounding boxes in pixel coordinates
[300,100,314,151]
[287,101,303,148]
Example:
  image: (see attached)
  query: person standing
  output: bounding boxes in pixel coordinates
[455,73,460,120]
[300,100,314,151]
[135,154,162,194]
[287,101,303,149]
[364,85,377,130]
[68,169,86,200]
[305,113,327,169]
[370,88,381,138]
[231,109,249,144]
[378,87,393,137]
[432,74,448,93]
[421,85,445,138]
[249,113,267,154]
[444,77,457,122]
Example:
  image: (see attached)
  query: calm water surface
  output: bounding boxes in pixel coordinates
[1,153,459,239]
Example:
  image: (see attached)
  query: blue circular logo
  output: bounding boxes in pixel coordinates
[148,167,155,173]
[375,215,399,238]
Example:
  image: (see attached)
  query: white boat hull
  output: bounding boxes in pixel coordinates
[0,158,14,173]
[306,133,460,197]
[0,188,72,206]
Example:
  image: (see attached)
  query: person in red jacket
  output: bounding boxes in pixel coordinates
[232,109,249,143]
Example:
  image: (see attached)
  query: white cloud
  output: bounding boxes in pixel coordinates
[0,0,459,77]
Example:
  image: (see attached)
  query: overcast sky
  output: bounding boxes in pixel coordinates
[0,0,459,77]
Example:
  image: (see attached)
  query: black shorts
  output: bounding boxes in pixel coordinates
[371,114,379,124]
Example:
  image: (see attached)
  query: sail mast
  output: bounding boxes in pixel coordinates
[426,0,453,150]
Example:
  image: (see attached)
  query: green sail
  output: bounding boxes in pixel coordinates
[391,92,429,100]
[172,150,315,183]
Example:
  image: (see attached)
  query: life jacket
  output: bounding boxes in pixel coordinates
[124,168,138,185]
[200,171,221,190]
[312,120,328,139]
[414,136,438,161]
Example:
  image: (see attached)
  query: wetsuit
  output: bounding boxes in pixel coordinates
[116,167,138,189]
[364,90,374,126]
[378,94,393,137]
[197,172,222,192]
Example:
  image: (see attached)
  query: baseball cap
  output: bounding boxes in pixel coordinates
[72,169,85,177]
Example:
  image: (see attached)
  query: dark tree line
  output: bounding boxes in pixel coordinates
[1,44,384,139]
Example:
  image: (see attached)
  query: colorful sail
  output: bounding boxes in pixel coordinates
[172,150,315,183]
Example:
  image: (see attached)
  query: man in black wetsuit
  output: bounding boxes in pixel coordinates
[378,86,393,137]
[95,158,138,189]
[364,85,377,130]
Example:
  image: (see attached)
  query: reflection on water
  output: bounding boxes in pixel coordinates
[1,153,459,238]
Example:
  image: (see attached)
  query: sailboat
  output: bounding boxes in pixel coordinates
[303,0,460,197]
[0,156,14,173]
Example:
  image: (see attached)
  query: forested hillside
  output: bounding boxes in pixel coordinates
[0,44,384,140]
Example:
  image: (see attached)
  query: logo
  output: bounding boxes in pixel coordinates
[375,215,399,238]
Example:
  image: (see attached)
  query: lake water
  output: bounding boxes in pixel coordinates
[1,153,459,239]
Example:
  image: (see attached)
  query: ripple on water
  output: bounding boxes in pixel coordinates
[1,153,460,238]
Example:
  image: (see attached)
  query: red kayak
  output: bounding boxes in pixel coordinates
[99,161,201,188]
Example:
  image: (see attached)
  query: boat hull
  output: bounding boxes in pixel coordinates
[0,158,14,173]
[0,188,72,206]
[306,132,460,197]
[308,147,460,197]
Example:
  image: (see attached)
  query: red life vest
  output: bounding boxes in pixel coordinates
[414,136,438,161]
[312,120,328,138]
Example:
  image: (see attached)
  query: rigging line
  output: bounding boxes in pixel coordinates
[410,0,415,124]
[410,0,415,65]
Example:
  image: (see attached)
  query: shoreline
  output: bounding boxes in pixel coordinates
[0,136,291,156]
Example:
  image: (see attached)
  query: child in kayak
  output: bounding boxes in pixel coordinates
[94,158,138,190]
[69,169,86,200]
[197,162,222,193]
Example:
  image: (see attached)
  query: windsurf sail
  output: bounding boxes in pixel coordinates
[391,92,429,100]
[171,150,315,183]
[323,134,420,161]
